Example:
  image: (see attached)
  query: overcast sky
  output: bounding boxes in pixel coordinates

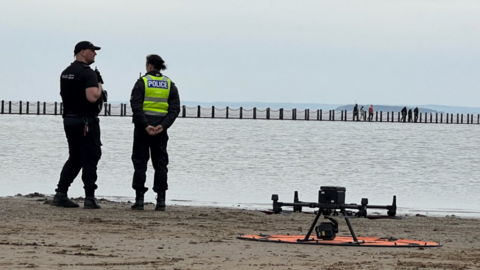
[0,0,479,106]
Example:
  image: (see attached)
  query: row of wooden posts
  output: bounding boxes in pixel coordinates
[1,100,479,124]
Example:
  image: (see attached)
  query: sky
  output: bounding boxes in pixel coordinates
[0,0,479,107]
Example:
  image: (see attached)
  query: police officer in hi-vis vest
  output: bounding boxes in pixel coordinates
[130,54,180,211]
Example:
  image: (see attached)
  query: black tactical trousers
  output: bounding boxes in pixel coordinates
[132,126,169,193]
[56,116,102,197]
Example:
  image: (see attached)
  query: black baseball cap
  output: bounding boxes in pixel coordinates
[74,41,101,55]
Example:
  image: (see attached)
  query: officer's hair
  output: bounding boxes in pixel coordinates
[147,54,167,71]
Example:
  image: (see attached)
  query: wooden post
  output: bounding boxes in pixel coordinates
[104,103,108,116]
[37,101,40,115]
[240,107,243,119]
[397,112,400,122]
[124,104,127,116]
[8,101,12,114]
[440,113,443,123]
[435,113,438,123]
[280,108,284,120]
[226,106,229,119]
[457,114,459,124]
[253,107,257,119]
[0,100,3,114]
[380,111,382,122]
[26,101,29,114]
[293,109,297,120]
[197,105,201,118]
[429,113,432,123]
[451,114,453,124]
[120,103,124,116]
[376,111,378,122]
[446,113,449,124]
[316,109,320,121]
[387,112,389,122]
[341,110,344,121]
[212,106,215,118]
[19,101,23,114]
[461,114,463,124]
[266,108,270,120]
[319,109,322,121]
[467,114,470,124]
[424,112,427,123]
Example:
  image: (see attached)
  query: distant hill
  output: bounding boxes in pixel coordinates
[417,105,480,114]
[336,105,437,114]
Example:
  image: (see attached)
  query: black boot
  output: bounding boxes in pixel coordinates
[84,197,101,209]
[155,192,166,211]
[52,192,79,208]
[131,190,145,210]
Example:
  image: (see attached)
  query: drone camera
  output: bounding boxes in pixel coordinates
[316,222,337,240]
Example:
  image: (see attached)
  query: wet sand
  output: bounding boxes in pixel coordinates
[1,194,479,270]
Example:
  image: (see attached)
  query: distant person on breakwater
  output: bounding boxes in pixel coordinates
[130,54,181,211]
[368,105,374,121]
[401,107,407,122]
[408,109,413,122]
[53,41,107,209]
[414,107,419,122]
[360,106,365,121]
[353,104,359,121]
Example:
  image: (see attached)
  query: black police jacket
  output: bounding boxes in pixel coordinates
[60,61,102,117]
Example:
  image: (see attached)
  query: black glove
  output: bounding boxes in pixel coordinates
[95,68,104,84]
[102,90,108,102]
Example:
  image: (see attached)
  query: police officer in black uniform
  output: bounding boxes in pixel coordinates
[53,41,107,209]
[130,54,180,211]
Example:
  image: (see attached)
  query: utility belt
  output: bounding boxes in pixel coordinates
[65,114,99,137]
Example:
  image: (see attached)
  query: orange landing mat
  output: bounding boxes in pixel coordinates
[238,234,441,247]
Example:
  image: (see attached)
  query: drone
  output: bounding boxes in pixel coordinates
[238,186,441,247]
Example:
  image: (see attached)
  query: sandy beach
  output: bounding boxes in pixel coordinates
[1,194,479,270]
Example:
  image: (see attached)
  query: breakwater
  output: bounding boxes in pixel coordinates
[1,100,478,124]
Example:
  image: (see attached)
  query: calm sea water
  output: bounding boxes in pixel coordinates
[1,115,479,217]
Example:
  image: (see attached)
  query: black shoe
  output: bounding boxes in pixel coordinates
[131,198,144,210]
[155,192,166,211]
[84,197,101,209]
[131,190,145,210]
[52,192,79,208]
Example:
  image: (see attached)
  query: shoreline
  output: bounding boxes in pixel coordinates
[1,194,480,269]
[6,192,480,219]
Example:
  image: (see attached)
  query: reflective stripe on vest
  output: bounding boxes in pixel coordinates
[142,75,171,116]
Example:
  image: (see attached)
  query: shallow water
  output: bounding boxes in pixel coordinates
[1,115,479,217]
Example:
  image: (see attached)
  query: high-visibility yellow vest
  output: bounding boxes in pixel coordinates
[142,75,171,116]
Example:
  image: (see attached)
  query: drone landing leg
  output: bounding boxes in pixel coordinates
[302,208,323,241]
[345,217,360,244]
